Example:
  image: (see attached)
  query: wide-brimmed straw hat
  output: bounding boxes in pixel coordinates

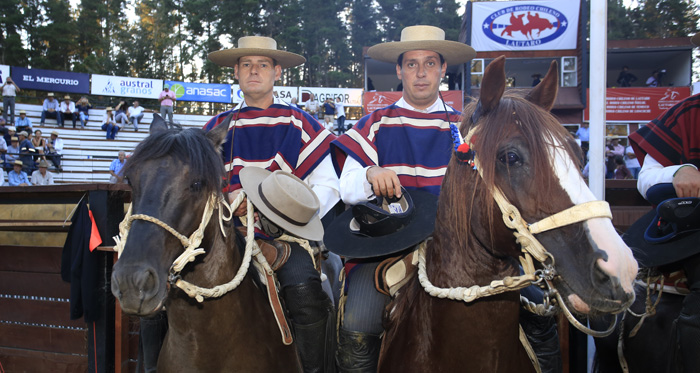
[19,110,26,115]
[10,136,18,142]
[47,93,54,97]
[692,33,700,46]
[18,131,28,137]
[367,25,476,65]
[324,189,438,258]
[51,131,59,136]
[13,160,23,166]
[239,168,323,241]
[106,107,114,111]
[63,95,71,100]
[208,36,306,69]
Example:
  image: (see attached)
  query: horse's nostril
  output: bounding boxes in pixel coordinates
[134,268,159,299]
[592,263,612,288]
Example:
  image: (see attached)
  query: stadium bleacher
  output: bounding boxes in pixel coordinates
[3,103,211,184]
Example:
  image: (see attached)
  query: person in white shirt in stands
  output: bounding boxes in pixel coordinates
[59,95,78,128]
[46,131,64,171]
[127,101,146,131]
[0,167,4,186]
[31,159,54,185]
[2,76,21,124]
[335,97,346,134]
[40,93,61,127]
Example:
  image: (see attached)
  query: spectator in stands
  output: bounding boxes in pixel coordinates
[305,93,320,119]
[15,110,32,133]
[625,143,641,179]
[0,167,4,186]
[322,98,335,130]
[290,97,299,108]
[335,97,346,134]
[5,136,20,167]
[31,159,54,185]
[17,131,35,171]
[531,73,542,87]
[646,70,660,87]
[605,138,625,179]
[32,129,46,161]
[114,101,128,128]
[614,155,632,179]
[127,101,145,131]
[8,160,30,186]
[75,97,92,129]
[616,66,637,87]
[46,131,63,172]
[102,107,119,140]
[2,76,21,124]
[109,151,127,184]
[40,93,61,127]
[4,126,15,147]
[0,134,7,168]
[60,95,78,128]
[159,86,176,124]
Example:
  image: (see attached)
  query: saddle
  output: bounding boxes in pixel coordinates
[374,251,418,297]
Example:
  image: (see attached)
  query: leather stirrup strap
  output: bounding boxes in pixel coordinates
[259,258,294,345]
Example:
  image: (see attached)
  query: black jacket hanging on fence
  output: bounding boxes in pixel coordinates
[61,199,99,322]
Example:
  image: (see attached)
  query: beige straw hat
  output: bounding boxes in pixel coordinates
[239,168,323,241]
[367,25,476,65]
[208,36,306,69]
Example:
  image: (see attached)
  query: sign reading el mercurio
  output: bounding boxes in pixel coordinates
[583,87,691,122]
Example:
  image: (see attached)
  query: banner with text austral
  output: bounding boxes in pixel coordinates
[363,91,463,113]
[583,87,691,122]
[91,74,163,99]
[12,66,90,94]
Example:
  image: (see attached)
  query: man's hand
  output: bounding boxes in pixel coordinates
[673,166,700,198]
[366,166,402,199]
[228,189,248,216]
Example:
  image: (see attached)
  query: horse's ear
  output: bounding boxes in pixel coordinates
[525,60,558,111]
[150,114,167,134]
[206,113,232,150]
[478,55,507,113]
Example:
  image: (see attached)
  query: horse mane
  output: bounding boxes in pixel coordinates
[122,127,226,196]
[383,90,583,363]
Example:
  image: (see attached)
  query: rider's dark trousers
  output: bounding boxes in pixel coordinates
[673,253,700,373]
[138,312,168,373]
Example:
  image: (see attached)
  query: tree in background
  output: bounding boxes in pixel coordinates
[0,0,27,67]
[29,0,78,71]
[608,0,698,40]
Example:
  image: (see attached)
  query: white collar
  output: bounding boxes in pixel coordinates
[235,96,286,110]
[396,97,449,113]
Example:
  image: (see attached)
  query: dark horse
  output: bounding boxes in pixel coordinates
[378,56,639,372]
[110,115,301,371]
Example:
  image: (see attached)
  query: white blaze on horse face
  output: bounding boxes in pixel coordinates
[548,138,638,297]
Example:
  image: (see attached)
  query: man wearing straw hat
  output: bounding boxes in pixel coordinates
[15,110,32,133]
[31,159,55,185]
[60,95,78,128]
[330,25,561,372]
[625,32,700,373]
[205,35,340,373]
[8,160,31,186]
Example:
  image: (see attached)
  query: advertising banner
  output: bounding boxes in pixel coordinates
[91,74,163,99]
[583,87,691,122]
[363,91,463,113]
[0,65,9,84]
[230,85,299,104]
[165,80,231,103]
[471,0,580,52]
[12,67,90,94]
[301,87,363,107]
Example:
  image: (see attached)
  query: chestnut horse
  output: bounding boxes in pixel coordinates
[110,115,301,371]
[378,57,639,372]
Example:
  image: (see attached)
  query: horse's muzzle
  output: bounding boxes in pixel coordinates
[111,264,166,316]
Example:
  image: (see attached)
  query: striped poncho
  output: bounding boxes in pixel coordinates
[331,103,461,195]
[630,93,700,168]
[204,100,336,192]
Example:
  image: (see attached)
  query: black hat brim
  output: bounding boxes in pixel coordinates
[623,209,700,268]
[324,189,438,258]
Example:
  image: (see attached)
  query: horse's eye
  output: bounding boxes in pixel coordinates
[190,181,204,192]
[499,151,520,166]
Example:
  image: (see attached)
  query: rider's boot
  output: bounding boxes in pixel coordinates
[283,281,336,373]
[520,306,562,373]
[336,328,381,373]
[672,254,700,373]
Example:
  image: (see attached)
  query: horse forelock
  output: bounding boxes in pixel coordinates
[123,127,226,196]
